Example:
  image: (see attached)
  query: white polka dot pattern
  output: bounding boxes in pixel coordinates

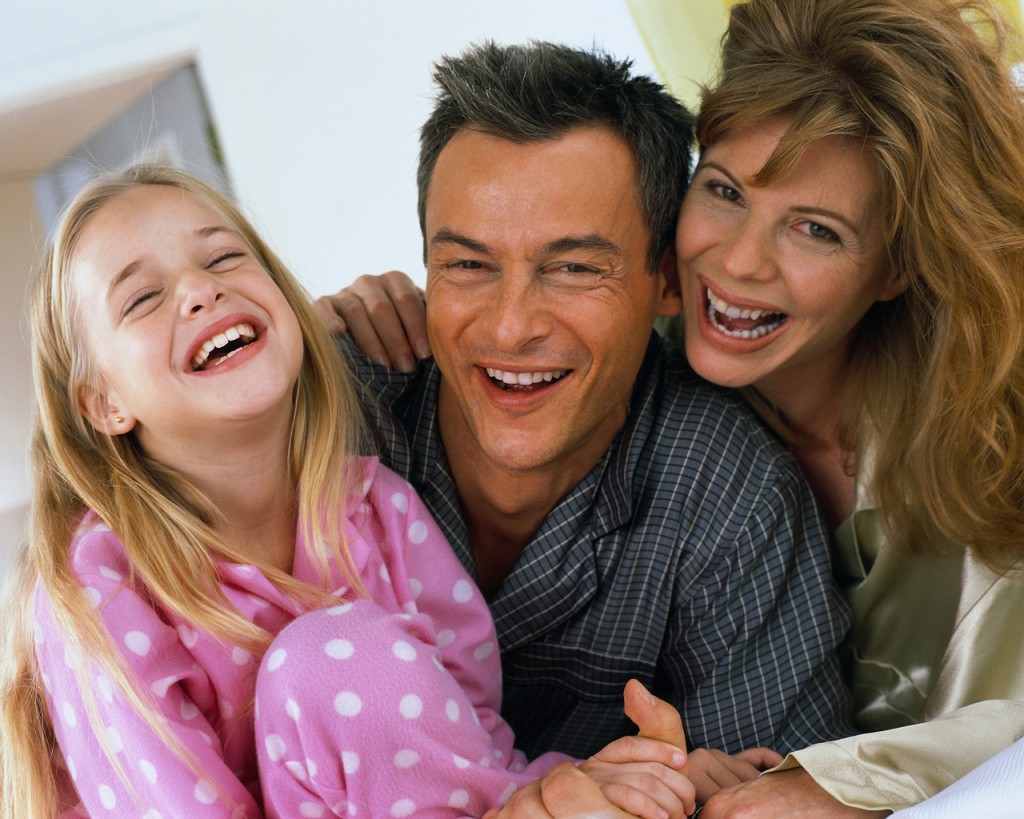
[34,459,558,817]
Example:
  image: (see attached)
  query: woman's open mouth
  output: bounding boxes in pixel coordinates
[705,288,788,340]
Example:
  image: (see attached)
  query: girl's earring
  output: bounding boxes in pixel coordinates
[115,416,125,425]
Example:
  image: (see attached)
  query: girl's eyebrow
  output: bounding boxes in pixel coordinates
[106,226,242,299]
[195,225,238,239]
[107,260,141,301]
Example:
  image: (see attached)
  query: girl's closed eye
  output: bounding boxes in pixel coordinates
[123,288,162,317]
[206,250,246,269]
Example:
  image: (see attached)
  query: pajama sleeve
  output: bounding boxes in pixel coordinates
[33,530,263,819]
[368,468,570,779]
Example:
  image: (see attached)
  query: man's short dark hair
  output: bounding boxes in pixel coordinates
[417,40,696,272]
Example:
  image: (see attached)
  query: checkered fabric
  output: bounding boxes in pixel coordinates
[343,334,853,759]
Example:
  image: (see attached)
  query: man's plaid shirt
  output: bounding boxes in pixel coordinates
[345,334,853,759]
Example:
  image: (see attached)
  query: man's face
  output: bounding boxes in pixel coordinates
[423,127,681,482]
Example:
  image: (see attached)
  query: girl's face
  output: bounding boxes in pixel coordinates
[71,185,304,464]
[676,117,903,404]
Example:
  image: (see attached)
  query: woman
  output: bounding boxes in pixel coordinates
[678,0,1024,815]
[320,0,1024,814]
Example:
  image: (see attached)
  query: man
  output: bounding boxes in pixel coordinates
[323,41,851,763]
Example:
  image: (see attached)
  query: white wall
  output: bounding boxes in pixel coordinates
[0,1,660,575]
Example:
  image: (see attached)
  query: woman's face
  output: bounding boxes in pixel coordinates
[676,117,902,403]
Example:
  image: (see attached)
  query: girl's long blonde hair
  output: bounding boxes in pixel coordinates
[0,165,369,817]
[703,0,1024,565]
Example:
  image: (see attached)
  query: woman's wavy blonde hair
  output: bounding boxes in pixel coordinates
[701,0,1024,565]
[0,164,369,816]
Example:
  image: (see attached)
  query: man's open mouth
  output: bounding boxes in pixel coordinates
[485,367,568,392]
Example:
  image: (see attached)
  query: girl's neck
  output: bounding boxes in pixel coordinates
[153,413,299,573]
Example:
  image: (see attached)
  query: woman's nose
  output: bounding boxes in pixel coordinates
[719,221,775,283]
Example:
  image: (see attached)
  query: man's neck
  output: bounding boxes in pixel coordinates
[445,451,572,597]
[441,415,607,597]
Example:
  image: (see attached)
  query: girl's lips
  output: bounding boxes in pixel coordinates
[185,313,265,372]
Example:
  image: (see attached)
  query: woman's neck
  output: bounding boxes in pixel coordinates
[755,368,857,529]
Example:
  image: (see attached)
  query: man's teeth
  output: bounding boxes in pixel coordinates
[191,323,256,370]
[485,367,568,386]
[706,292,786,339]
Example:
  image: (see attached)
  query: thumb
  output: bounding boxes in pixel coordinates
[623,678,687,750]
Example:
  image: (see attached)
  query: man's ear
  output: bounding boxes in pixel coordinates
[78,385,136,436]
[655,245,683,317]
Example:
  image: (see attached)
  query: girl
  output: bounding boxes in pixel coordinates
[0,165,693,819]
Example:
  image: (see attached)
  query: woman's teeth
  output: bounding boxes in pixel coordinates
[706,292,786,340]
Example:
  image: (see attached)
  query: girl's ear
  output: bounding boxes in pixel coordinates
[78,385,136,436]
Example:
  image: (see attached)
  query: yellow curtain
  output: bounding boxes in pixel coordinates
[625,1,732,108]
[626,0,1023,109]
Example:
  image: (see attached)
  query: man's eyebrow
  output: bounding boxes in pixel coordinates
[429,229,491,255]
[429,230,622,257]
[542,234,621,256]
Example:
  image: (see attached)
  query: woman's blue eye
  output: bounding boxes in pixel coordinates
[708,182,741,202]
[806,222,839,242]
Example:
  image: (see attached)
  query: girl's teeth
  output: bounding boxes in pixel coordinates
[191,323,256,370]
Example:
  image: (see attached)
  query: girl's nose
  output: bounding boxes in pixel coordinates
[179,270,226,316]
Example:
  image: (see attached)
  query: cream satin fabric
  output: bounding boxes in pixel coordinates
[783,490,1024,810]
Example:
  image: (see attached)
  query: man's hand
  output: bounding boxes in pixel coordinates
[484,680,694,819]
[315,270,429,371]
[626,678,781,804]
[700,766,891,818]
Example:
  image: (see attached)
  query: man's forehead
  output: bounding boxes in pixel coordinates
[425,127,646,249]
